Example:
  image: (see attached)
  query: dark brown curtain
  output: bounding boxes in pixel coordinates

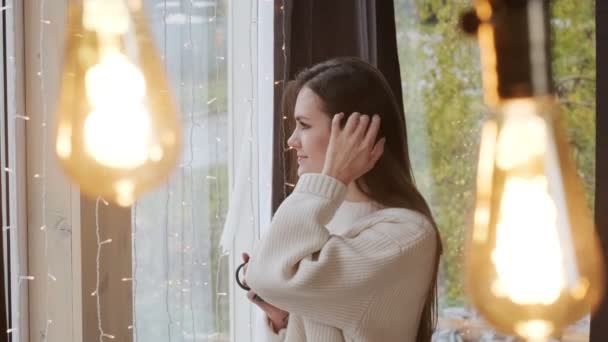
[0,194,7,342]
[591,1,608,341]
[272,0,403,212]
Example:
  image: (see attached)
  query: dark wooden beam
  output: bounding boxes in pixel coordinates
[80,197,132,342]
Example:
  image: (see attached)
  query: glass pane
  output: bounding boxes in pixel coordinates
[394,0,595,341]
[133,1,230,341]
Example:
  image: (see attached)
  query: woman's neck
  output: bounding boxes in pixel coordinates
[345,181,372,202]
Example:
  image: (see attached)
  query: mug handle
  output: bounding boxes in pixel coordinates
[235,261,251,291]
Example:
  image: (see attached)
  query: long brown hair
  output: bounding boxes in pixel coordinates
[282,57,443,342]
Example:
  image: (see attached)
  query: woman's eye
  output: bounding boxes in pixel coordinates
[297,122,310,129]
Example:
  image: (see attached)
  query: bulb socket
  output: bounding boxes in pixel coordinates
[466,0,554,101]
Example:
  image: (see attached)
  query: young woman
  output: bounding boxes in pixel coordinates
[243,57,442,342]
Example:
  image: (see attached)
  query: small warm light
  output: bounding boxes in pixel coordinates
[84,105,150,168]
[149,145,164,161]
[114,180,135,207]
[83,53,151,169]
[127,0,143,11]
[515,320,554,342]
[490,279,506,297]
[56,124,72,159]
[571,278,590,300]
[84,51,146,106]
[54,1,181,206]
[492,176,563,305]
[472,206,490,242]
[495,100,547,170]
[83,0,129,35]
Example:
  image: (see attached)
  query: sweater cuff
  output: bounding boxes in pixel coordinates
[294,173,347,201]
[265,317,287,342]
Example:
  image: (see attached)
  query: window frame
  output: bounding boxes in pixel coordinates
[1,0,28,341]
[227,0,274,340]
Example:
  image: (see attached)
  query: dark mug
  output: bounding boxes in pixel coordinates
[235,261,251,291]
[235,261,263,302]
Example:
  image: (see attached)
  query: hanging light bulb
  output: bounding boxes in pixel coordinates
[461,1,604,341]
[54,0,181,207]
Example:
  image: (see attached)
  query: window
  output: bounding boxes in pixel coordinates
[132,1,232,341]
[21,0,273,341]
[133,0,274,341]
[394,0,596,340]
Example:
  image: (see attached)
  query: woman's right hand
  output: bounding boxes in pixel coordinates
[242,252,289,332]
[321,112,385,185]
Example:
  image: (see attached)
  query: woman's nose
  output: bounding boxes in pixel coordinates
[287,130,299,148]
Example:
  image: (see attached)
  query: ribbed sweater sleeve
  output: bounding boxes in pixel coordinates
[246,173,430,333]
[263,320,287,342]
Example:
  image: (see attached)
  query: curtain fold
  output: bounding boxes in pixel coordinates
[272,0,403,212]
[591,1,608,340]
[0,191,7,342]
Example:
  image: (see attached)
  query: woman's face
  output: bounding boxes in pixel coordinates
[287,87,332,176]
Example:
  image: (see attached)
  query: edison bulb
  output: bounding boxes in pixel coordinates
[466,97,604,341]
[54,0,181,206]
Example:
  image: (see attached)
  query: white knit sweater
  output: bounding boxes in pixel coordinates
[247,173,437,342]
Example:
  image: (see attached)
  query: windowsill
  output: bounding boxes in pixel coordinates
[437,317,588,342]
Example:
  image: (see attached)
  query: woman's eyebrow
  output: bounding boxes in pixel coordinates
[294,114,310,121]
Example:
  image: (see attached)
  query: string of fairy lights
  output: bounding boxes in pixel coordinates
[185,1,197,340]
[210,1,227,337]
[93,197,113,341]
[161,2,173,341]
[178,0,191,337]
[278,0,294,196]
[39,0,54,340]
[130,198,138,342]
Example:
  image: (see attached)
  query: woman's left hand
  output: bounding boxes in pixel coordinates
[321,112,385,185]
[242,253,289,332]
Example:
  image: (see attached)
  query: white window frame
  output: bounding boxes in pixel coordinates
[1,1,28,341]
[228,0,274,341]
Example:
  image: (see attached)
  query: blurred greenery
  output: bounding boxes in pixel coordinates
[394,0,596,308]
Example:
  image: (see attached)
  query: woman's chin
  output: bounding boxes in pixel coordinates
[297,165,310,176]
[297,166,323,176]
